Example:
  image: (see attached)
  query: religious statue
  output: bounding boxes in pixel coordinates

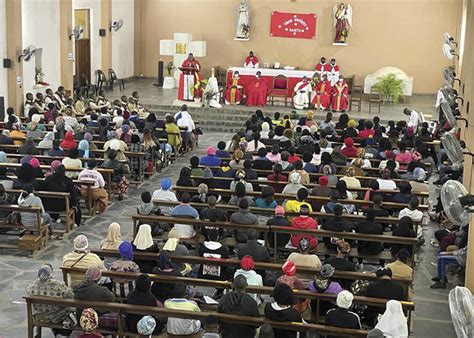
[235,0,250,40]
[333,3,352,44]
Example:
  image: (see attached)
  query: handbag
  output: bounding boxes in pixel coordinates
[99,312,119,329]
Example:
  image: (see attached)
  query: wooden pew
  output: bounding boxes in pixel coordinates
[151,199,422,225]
[91,249,414,297]
[4,189,75,236]
[0,205,48,253]
[60,266,415,326]
[0,162,114,198]
[25,295,369,337]
[130,214,418,264]
[173,185,429,211]
[191,175,429,199]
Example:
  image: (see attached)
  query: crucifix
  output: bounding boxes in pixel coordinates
[160,33,207,87]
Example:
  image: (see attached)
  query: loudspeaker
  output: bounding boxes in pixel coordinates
[0,97,4,122]
[3,58,11,68]
[158,61,164,87]
[99,29,106,37]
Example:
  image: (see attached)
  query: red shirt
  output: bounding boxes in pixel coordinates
[340,147,358,158]
[358,129,375,139]
[290,216,318,248]
[288,155,301,164]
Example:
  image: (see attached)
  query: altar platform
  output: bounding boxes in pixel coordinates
[109,79,438,133]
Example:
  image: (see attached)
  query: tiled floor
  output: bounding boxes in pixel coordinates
[0,80,457,337]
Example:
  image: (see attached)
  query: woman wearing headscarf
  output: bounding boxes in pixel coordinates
[377,167,397,190]
[374,300,408,337]
[307,263,343,315]
[41,164,82,226]
[341,119,359,140]
[26,263,75,337]
[110,241,140,298]
[45,160,61,177]
[26,116,44,139]
[60,131,77,150]
[38,131,55,150]
[282,172,305,195]
[104,135,128,161]
[83,132,98,151]
[126,274,164,334]
[29,158,44,178]
[100,222,122,251]
[276,260,308,313]
[78,139,95,159]
[117,124,133,144]
[18,137,38,155]
[151,252,182,303]
[161,228,190,274]
[13,163,38,189]
[132,224,160,273]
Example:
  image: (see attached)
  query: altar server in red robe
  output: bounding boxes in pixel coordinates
[246,71,268,107]
[312,74,332,111]
[331,75,349,112]
[315,57,330,77]
[244,51,259,68]
[178,53,202,101]
[225,71,243,105]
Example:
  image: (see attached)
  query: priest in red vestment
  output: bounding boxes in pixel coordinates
[244,51,259,68]
[225,71,243,105]
[315,57,330,77]
[331,75,349,112]
[178,53,202,101]
[246,71,268,107]
[312,74,332,111]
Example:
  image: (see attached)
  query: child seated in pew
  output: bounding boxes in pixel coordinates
[137,191,168,236]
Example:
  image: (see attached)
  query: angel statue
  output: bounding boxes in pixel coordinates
[333,3,353,44]
[235,0,250,40]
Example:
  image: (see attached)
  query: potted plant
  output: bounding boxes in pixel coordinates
[373,73,404,104]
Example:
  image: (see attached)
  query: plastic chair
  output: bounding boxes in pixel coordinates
[108,68,125,91]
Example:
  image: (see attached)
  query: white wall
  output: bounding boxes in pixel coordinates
[111,0,134,79]
[73,0,102,84]
[0,0,7,109]
[22,0,61,96]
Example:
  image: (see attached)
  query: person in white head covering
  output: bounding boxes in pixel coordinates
[62,234,105,287]
[374,300,408,337]
[325,290,361,331]
[282,172,305,195]
[132,224,159,273]
[38,131,55,149]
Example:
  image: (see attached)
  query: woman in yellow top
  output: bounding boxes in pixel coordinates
[165,114,181,152]
[10,123,26,146]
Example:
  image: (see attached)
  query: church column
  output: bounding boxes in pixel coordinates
[5,0,23,113]
[101,0,112,72]
[133,0,143,76]
[60,0,73,93]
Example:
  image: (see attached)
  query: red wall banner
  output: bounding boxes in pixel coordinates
[270,11,317,39]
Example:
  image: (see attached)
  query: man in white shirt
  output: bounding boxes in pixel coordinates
[174,105,196,149]
[398,196,423,222]
[404,108,425,131]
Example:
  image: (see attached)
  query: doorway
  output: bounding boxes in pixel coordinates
[74,9,91,87]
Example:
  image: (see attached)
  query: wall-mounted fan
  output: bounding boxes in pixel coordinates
[444,32,458,47]
[442,67,461,86]
[18,45,36,62]
[449,286,473,338]
[441,180,471,227]
[443,43,459,60]
[441,129,465,165]
[69,26,84,40]
[110,19,124,32]
[441,85,464,107]
[440,102,468,128]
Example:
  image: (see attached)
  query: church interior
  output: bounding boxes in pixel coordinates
[0,0,474,337]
